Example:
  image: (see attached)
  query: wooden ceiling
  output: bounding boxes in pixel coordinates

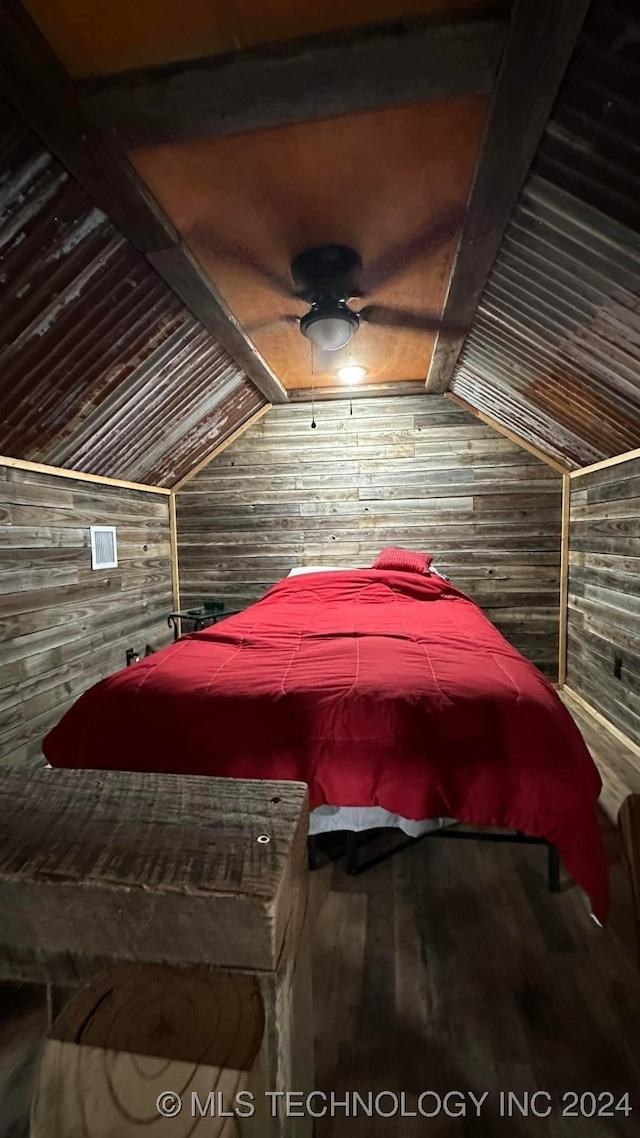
[132,98,487,389]
[23,0,493,75]
[18,0,499,391]
[1,0,594,435]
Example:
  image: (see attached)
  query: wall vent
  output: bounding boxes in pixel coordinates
[90,525,118,570]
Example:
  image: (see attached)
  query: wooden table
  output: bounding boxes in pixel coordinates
[0,767,313,1137]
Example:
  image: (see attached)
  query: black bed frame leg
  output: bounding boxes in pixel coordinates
[346,831,359,875]
[547,843,561,893]
[307,835,318,872]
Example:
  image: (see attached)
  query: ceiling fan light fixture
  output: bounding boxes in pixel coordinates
[336,365,368,383]
[300,303,359,351]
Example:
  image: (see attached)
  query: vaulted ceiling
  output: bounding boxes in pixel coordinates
[0,99,266,486]
[21,0,496,75]
[131,97,487,390]
[46,0,506,395]
[448,0,640,468]
[0,0,638,482]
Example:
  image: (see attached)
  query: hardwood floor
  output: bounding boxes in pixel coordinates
[1,822,639,1137]
[309,823,640,1138]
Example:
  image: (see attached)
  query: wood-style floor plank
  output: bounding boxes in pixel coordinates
[310,827,640,1138]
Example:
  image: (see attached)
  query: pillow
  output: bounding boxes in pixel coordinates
[371,548,433,574]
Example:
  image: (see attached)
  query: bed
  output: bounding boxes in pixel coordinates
[288,563,455,842]
[42,556,609,922]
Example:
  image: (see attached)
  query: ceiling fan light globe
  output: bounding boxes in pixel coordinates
[300,310,358,351]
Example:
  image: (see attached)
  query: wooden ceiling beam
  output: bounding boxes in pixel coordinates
[288,381,429,402]
[80,16,507,151]
[425,0,591,395]
[0,0,289,406]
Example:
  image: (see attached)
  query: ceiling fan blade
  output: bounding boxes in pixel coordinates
[245,314,300,334]
[358,304,445,333]
[183,223,295,298]
[359,205,466,295]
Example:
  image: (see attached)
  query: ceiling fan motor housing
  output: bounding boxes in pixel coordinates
[291,244,362,303]
[293,244,362,350]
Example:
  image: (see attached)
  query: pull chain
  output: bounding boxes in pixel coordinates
[310,342,316,429]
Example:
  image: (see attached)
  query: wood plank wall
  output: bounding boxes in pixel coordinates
[176,396,563,676]
[0,466,174,768]
[567,455,640,745]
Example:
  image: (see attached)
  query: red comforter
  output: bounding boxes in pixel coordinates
[43,570,609,920]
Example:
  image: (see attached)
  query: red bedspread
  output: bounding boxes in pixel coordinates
[43,570,609,920]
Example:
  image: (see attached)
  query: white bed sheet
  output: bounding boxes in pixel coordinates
[288,564,448,579]
[310,805,456,837]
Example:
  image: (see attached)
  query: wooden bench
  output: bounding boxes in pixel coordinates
[0,768,313,1137]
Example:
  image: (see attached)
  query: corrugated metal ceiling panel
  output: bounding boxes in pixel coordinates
[0,99,266,486]
[451,0,640,469]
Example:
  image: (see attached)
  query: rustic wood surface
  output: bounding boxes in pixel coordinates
[560,690,640,824]
[619,795,640,958]
[172,405,272,492]
[176,396,563,677]
[446,393,569,473]
[0,0,172,252]
[27,870,312,1137]
[425,0,591,395]
[255,911,314,1138]
[134,99,485,393]
[0,466,174,768]
[559,473,571,686]
[0,456,170,496]
[563,688,640,764]
[82,16,505,150]
[0,769,308,981]
[169,491,181,610]
[288,381,427,402]
[567,455,640,746]
[0,0,287,406]
[4,754,640,1138]
[307,822,640,1137]
[570,448,640,481]
[145,245,287,405]
[31,964,268,1138]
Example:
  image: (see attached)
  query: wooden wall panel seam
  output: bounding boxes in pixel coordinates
[558,473,570,688]
[169,493,181,611]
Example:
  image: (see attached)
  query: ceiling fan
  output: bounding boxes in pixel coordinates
[185,205,466,354]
